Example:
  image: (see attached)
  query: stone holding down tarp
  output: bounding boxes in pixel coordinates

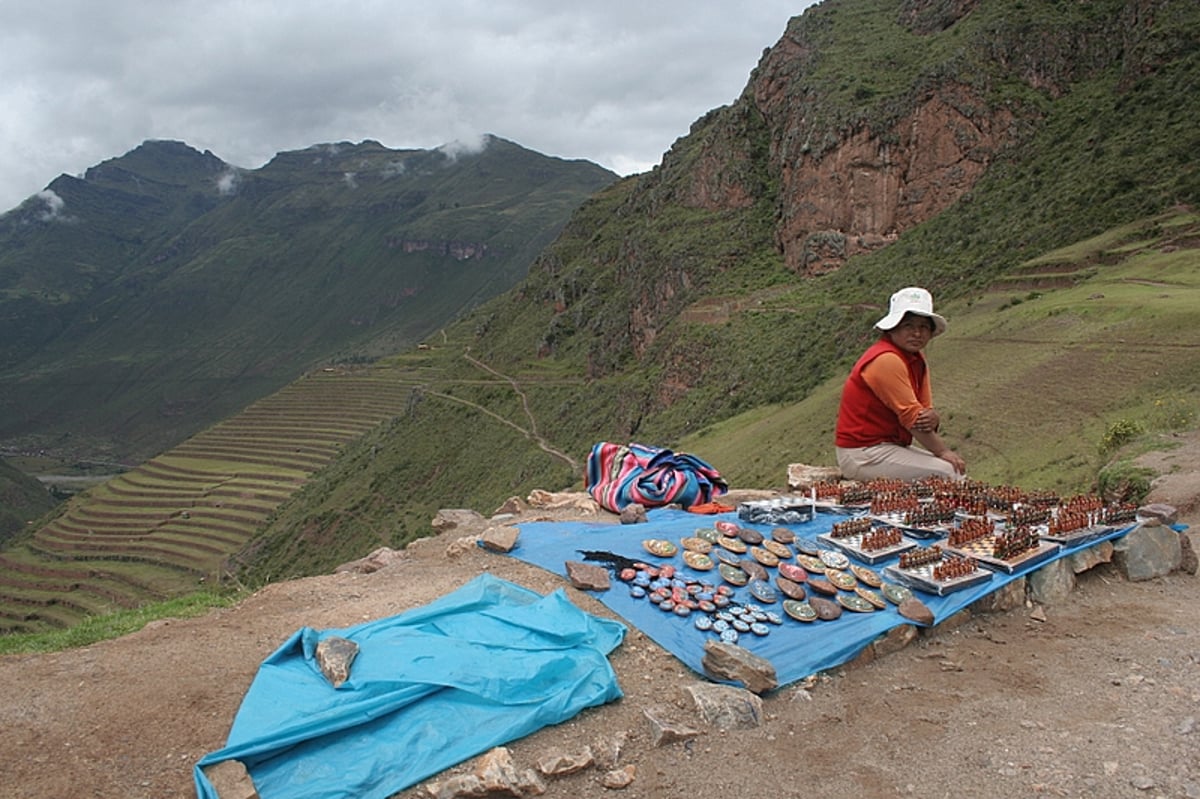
[194,574,625,799]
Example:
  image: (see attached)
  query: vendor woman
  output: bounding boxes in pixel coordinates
[834,286,967,481]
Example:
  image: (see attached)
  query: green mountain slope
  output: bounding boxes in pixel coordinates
[237,0,1200,582]
[0,136,616,464]
[0,459,55,544]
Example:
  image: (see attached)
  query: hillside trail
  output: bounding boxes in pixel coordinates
[2,435,1199,799]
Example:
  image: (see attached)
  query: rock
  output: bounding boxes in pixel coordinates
[202,759,259,799]
[602,765,636,789]
[1030,605,1047,622]
[535,746,593,776]
[315,636,359,688]
[686,682,766,729]
[1113,525,1182,581]
[445,536,480,559]
[970,577,1026,613]
[432,508,487,533]
[701,641,778,694]
[898,597,934,626]
[619,504,647,524]
[1066,541,1114,574]
[787,463,843,489]
[334,546,405,574]
[475,747,545,796]
[493,496,526,516]
[1181,533,1198,575]
[642,706,701,746]
[479,525,519,553]
[1137,503,1178,526]
[1027,559,1076,605]
[565,561,611,591]
[872,623,918,657]
[526,489,601,513]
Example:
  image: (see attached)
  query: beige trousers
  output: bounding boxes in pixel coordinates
[836,443,963,482]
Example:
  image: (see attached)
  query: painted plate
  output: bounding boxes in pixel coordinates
[681,536,713,554]
[643,539,678,557]
[819,549,850,570]
[718,562,749,586]
[713,548,741,566]
[738,527,765,544]
[750,546,780,567]
[783,599,818,622]
[837,593,876,613]
[749,580,779,604]
[855,586,887,609]
[740,559,769,583]
[770,527,796,544]
[809,596,842,620]
[696,527,721,543]
[806,577,839,596]
[715,520,741,536]
[825,568,857,591]
[775,576,807,600]
[796,554,827,574]
[881,582,913,605]
[778,562,809,583]
[762,539,793,560]
[794,537,822,557]
[850,564,883,588]
[683,550,715,571]
[717,536,748,554]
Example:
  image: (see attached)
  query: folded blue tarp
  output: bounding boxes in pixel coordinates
[194,573,626,799]
[507,509,1134,688]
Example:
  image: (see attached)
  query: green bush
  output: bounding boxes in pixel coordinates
[1100,418,1145,455]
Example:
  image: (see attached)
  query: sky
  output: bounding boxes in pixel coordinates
[0,1,811,214]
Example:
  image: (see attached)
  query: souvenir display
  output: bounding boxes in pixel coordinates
[809,596,842,620]
[806,576,838,596]
[883,545,991,596]
[775,576,807,600]
[713,548,741,566]
[796,554,827,574]
[818,549,849,570]
[739,558,769,583]
[696,527,721,544]
[818,521,917,565]
[681,536,713,554]
[737,526,765,545]
[783,599,818,622]
[719,562,749,586]
[642,539,678,557]
[750,546,781,567]
[683,550,715,571]
[837,593,876,613]
[943,522,1061,574]
[854,586,887,609]
[715,520,741,537]
[770,526,796,544]
[850,564,882,588]
[825,568,857,591]
[749,580,779,604]
[761,539,793,560]
[778,562,809,583]
[880,582,912,605]
[717,536,748,554]
[793,537,822,557]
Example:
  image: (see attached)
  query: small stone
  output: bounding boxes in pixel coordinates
[493,496,525,516]
[479,525,519,553]
[315,636,359,688]
[643,706,700,746]
[1030,605,1047,622]
[565,561,611,591]
[701,641,778,694]
[535,746,593,776]
[1130,775,1155,790]
[619,504,647,524]
[201,760,259,799]
[602,765,636,789]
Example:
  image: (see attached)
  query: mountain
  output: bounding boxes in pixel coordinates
[2,0,1198,632]
[0,136,617,465]
[0,459,55,544]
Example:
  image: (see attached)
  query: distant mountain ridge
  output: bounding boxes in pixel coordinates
[0,136,616,464]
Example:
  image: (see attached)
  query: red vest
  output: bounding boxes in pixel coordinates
[835,337,928,448]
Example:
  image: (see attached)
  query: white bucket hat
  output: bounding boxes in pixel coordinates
[875,286,947,337]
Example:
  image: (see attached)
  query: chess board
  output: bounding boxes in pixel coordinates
[882,560,992,596]
[1040,523,1117,548]
[817,531,917,566]
[868,513,952,540]
[942,537,1061,575]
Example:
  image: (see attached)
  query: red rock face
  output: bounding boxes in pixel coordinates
[759,82,1014,275]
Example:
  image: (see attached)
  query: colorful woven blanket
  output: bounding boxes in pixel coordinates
[585,442,728,513]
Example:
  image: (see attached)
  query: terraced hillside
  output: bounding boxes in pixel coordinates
[0,368,419,633]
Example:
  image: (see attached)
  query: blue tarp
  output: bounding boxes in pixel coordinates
[506,508,1135,688]
[194,573,626,799]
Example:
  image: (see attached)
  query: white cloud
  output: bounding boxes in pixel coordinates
[0,1,809,212]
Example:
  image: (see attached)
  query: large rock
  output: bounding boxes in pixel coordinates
[787,463,842,489]
[1112,525,1182,581]
[1066,541,1114,573]
[970,577,1026,613]
[701,641,778,694]
[685,682,765,729]
[564,561,611,591]
[1027,559,1076,605]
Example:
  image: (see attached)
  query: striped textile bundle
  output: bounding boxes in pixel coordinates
[585,442,728,513]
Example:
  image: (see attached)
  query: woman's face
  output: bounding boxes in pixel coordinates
[886,313,934,353]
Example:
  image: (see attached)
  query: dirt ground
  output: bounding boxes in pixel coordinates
[3,436,1199,799]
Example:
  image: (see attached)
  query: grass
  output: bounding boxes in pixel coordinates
[0,587,245,655]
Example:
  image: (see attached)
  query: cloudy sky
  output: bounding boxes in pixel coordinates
[0,1,811,213]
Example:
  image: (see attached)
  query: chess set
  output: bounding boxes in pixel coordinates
[866,511,952,540]
[881,545,992,596]
[816,517,917,565]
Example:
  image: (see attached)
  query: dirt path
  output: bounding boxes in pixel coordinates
[2,454,1198,798]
